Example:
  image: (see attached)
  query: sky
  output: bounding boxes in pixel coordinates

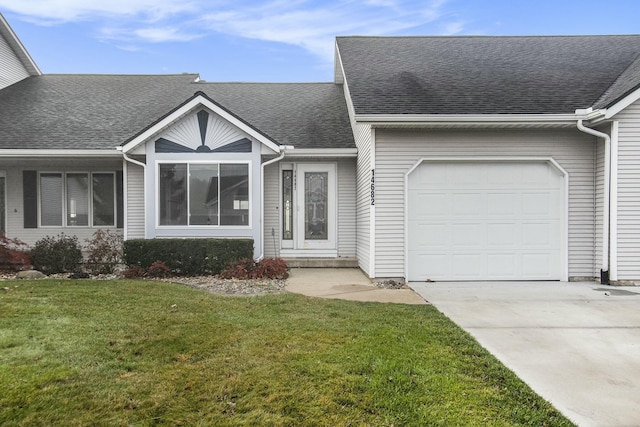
[1,0,639,82]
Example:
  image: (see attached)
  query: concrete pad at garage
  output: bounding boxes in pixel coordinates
[410,281,640,427]
[286,268,427,305]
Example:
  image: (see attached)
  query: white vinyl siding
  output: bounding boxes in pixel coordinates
[263,162,279,258]
[374,128,597,279]
[337,158,356,257]
[0,32,29,90]
[354,124,373,274]
[125,162,145,239]
[612,99,640,280]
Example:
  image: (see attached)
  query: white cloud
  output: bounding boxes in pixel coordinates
[0,0,463,61]
[198,0,455,61]
[0,0,197,23]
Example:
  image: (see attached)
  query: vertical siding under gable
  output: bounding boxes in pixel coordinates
[125,162,145,239]
[338,158,356,257]
[0,33,29,89]
[374,128,597,279]
[263,162,280,258]
[613,99,640,280]
[353,124,372,274]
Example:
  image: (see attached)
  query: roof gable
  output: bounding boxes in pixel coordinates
[336,35,640,115]
[122,92,280,153]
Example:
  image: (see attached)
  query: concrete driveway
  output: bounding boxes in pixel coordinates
[410,281,640,427]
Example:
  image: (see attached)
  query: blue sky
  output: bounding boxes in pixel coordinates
[1,0,639,82]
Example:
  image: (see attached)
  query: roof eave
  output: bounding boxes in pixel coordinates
[603,86,640,119]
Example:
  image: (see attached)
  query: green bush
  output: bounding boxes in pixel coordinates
[123,238,254,276]
[85,229,124,275]
[30,234,83,275]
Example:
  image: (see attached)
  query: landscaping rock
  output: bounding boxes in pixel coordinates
[15,270,46,279]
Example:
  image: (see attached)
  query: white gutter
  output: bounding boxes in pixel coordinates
[258,145,293,260]
[576,118,611,283]
[0,149,121,157]
[356,112,606,124]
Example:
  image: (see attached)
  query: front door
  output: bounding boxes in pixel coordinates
[295,163,336,251]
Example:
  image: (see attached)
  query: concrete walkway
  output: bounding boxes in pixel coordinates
[410,281,640,427]
[286,268,427,305]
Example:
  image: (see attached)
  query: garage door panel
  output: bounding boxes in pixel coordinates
[487,223,517,246]
[408,161,564,281]
[452,254,483,278]
[409,192,448,218]
[453,193,483,216]
[453,223,484,246]
[487,193,517,215]
[487,254,517,277]
[410,222,449,247]
[409,253,451,278]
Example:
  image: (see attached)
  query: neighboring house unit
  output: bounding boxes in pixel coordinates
[2,13,640,284]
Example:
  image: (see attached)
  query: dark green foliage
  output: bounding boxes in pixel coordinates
[123,238,253,275]
[30,234,83,274]
[85,229,124,274]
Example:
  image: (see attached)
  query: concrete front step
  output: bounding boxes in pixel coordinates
[284,257,359,268]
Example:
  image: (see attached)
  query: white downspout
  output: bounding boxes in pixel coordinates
[119,149,147,239]
[610,121,619,281]
[258,146,292,260]
[576,119,610,283]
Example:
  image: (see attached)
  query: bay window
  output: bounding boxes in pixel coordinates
[158,162,249,226]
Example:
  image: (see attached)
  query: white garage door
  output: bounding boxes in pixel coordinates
[407,161,564,281]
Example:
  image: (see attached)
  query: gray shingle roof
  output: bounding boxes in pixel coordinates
[0,75,354,150]
[336,35,640,115]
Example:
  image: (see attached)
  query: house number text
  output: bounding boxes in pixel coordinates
[370,169,375,205]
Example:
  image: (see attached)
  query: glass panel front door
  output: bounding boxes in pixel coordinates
[304,172,328,240]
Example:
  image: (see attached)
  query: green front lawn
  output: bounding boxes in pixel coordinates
[0,280,572,426]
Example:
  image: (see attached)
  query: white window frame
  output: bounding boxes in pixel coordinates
[37,171,117,228]
[156,160,252,229]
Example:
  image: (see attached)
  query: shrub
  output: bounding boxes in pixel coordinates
[147,261,170,278]
[30,234,83,275]
[220,258,289,280]
[0,234,30,271]
[123,238,253,276]
[85,229,124,274]
[122,265,145,279]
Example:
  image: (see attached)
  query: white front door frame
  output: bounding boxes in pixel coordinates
[279,162,338,257]
[296,163,337,251]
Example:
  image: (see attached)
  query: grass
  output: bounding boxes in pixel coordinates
[0,279,573,426]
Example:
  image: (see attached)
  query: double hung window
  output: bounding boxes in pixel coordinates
[39,172,116,227]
